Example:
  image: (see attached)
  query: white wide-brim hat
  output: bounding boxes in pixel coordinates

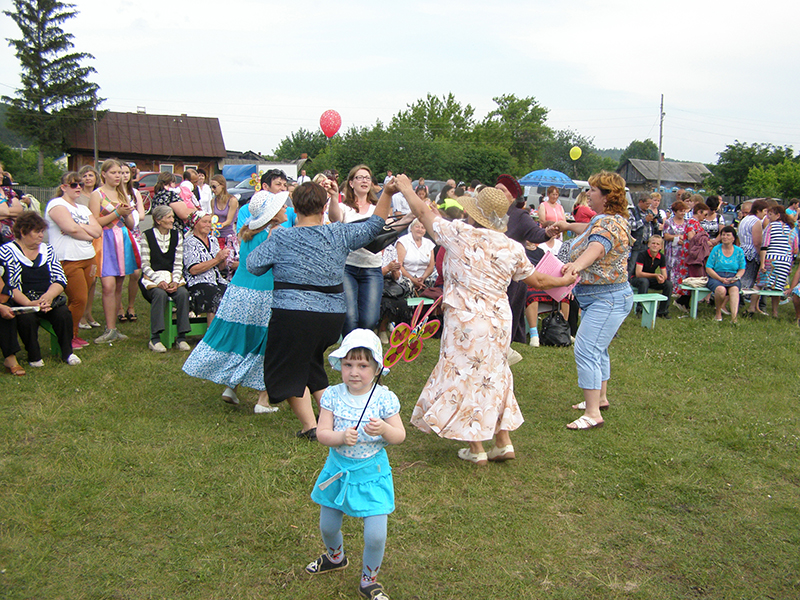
[247,191,287,230]
[328,328,389,376]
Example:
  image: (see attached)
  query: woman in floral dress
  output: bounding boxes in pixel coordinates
[391,175,577,466]
[662,200,688,281]
[672,203,707,312]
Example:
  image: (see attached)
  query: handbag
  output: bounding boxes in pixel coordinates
[23,289,67,309]
[383,278,405,299]
[357,216,407,254]
[540,308,572,347]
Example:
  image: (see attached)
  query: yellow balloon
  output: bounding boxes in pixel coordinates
[569,146,582,161]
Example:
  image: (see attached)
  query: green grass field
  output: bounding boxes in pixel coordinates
[1,295,799,599]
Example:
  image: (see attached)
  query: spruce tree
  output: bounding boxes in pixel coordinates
[2,0,102,173]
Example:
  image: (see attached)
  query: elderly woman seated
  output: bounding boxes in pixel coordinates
[139,206,191,352]
[183,211,229,326]
[0,211,80,366]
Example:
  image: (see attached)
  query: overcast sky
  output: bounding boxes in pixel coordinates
[1,0,799,167]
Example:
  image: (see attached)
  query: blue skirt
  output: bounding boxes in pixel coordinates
[311,448,395,518]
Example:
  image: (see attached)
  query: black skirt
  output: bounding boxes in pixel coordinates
[264,308,346,403]
[188,282,226,314]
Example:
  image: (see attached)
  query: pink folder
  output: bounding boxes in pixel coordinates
[534,251,576,302]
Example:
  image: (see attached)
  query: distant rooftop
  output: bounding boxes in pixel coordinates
[68,111,226,158]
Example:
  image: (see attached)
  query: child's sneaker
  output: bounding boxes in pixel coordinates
[305,553,348,574]
[358,582,390,599]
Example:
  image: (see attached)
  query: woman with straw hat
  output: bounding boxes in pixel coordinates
[392,175,577,465]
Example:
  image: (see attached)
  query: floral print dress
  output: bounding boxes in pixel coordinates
[410,217,535,442]
[662,217,687,281]
[674,218,703,296]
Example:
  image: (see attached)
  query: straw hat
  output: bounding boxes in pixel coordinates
[247,191,286,230]
[459,187,510,232]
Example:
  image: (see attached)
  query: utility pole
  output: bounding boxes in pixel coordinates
[657,94,664,191]
[92,96,98,167]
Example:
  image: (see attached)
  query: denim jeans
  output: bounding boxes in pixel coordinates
[574,285,633,390]
[342,264,384,335]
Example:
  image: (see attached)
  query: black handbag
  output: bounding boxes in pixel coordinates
[359,216,407,254]
[540,307,572,347]
[383,278,405,299]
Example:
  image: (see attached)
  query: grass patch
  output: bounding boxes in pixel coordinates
[1,293,799,599]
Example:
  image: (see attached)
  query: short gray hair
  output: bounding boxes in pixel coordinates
[151,205,174,225]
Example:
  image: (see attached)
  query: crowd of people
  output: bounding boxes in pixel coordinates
[4,159,800,599]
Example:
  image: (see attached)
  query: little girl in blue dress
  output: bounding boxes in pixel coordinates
[306,329,405,600]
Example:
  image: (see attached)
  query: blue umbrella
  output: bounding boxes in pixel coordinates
[518,168,578,189]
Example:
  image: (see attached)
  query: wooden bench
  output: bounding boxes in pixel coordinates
[159,299,208,348]
[679,285,712,319]
[39,319,62,356]
[406,297,435,308]
[631,293,668,329]
[739,288,785,298]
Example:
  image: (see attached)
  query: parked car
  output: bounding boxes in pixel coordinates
[134,171,183,197]
[227,179,256,204]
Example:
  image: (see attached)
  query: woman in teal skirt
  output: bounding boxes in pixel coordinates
[182,191,287,412]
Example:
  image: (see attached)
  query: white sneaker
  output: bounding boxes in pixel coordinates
[95,328,126,344]
[29,360,44,368]
[529,335,540,347]
[148,340,167,353]
[378,331,389,344]
[507,347,523,365]
[66,354,82,366]
[254,403,279,414]
[176,341,191,351]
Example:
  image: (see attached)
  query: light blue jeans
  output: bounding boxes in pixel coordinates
[574,285,633,390]
[343,264,384,335]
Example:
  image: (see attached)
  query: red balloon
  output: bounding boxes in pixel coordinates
[320,109,341,138]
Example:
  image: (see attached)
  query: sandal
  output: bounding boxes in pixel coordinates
[457,448,488,465]
[305,553,348,574]
[567,415,604,430]
[126,311,137,322]
[358,582,390,600]
[117,313,128,322]
[296,428,317,442]
[5,364,26,376]
[572,401,609,411]
[487,445,515,462]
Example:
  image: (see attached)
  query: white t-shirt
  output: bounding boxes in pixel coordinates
[45,198,96,261]
[198,184,213,213]
[341,203,382,268]
[397,233,435,278]
[391,192,410,215]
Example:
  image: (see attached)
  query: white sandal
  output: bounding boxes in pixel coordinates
[457,448,488,465]
[572,401,609,410]
[566,415,604,430]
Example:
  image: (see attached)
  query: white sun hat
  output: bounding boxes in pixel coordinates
[328,328,389,375]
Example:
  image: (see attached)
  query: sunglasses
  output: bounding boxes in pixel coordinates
[66,182,81,189]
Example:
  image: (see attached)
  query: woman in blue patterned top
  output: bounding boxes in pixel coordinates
[247,180,392,440]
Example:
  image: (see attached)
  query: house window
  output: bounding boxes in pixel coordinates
[185,165,198,171]
[160,164,174,173]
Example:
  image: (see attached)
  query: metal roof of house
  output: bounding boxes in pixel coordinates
[622,159,712,185]
[68,111,226,158]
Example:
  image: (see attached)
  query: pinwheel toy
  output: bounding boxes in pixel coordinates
[384,296,442,367]
[210,214,222,237]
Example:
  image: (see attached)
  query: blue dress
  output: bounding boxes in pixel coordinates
[182,228,273,390]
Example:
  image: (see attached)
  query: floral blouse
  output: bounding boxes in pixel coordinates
[183,234,226,287]
[566,214,631,287]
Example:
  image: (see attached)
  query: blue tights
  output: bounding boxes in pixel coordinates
[319,505,387,585]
